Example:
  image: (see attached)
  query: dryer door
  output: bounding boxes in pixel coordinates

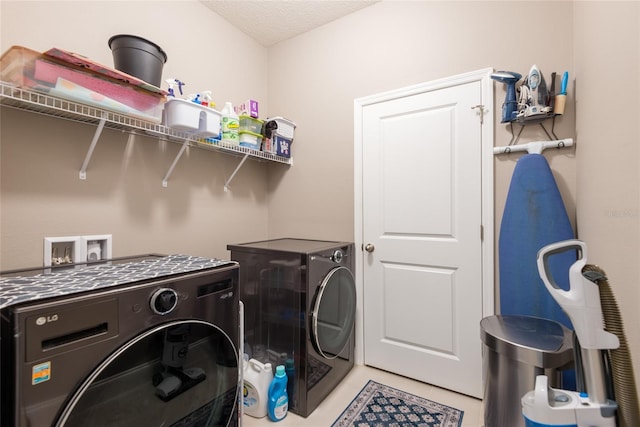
[311,266,356,359]
[56,320,238,427]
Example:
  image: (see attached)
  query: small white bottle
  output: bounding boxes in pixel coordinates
[221,101,239,145]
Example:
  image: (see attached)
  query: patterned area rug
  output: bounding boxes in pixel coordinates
[331,380,464,427]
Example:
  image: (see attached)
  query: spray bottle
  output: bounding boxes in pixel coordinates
[200,91,214,108]
[165,78,185,98]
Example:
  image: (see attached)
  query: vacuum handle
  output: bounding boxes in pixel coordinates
[537,239,619,350]
[537,239,586,292]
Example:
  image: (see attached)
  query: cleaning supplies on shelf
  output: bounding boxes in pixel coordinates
[221,101,239,145]
[262,117,296,157]
[200,91,214,108]
[165,78,185,97]
[189,93,201,104]
[285,358,296,408]
[163,98,221,137]
[243,358,273,418]
[267,365,288,422]
[235,99,259,118]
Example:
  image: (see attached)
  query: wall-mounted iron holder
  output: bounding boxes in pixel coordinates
[494,138,574,155]
[507,113,558,146]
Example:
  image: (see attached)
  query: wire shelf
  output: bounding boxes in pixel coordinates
[0,82,292,166]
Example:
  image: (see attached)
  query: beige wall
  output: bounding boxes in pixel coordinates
[574,1,640,391]
[267,0,577,240]
[1,1,273,267]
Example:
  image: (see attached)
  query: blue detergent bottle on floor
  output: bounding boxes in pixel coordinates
[267,365,288,422]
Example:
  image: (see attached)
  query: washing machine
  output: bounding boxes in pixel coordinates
[227,238,356,417]
[0,254,241,427]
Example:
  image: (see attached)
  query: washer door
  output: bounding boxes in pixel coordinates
[311,266,356,359]
[56,320,238,427]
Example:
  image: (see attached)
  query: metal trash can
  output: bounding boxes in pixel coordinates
[480,315,574,427]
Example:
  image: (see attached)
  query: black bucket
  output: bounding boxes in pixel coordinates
[108,34,167,87]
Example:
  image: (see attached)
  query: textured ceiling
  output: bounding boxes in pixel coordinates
[201,0,380,47]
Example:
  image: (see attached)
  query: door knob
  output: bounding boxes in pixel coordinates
[364,243,375,253]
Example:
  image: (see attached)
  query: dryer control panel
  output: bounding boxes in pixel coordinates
[150,288,178,315]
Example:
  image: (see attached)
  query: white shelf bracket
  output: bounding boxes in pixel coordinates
[79,112,107,180]
[224,154,250,192]
[162,137,192,187]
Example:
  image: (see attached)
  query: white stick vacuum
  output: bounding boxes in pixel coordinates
[522,240,618,427]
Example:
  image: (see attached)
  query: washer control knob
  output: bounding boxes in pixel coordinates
[331,250,344,263]
[150,288,178,315]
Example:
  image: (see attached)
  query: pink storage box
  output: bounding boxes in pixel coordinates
[0,46,166,122]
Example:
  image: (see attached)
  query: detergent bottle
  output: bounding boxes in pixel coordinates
[221,101,239,145]
[242,358,273,418]
[267,365,288,422]
[285,358,296,407]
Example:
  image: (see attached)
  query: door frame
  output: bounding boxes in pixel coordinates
[353,68,495,366]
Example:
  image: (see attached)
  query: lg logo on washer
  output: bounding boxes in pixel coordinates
[35,314,59,325]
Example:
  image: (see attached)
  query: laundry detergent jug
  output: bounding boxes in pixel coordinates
[243,358,273,418]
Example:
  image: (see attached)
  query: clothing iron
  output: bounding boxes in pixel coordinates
[522,240,618,427]
[491,71,522,123]
[519,64,552,118]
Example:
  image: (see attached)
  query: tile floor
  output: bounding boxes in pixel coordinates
[241,364,484,426]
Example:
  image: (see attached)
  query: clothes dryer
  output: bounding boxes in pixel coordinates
[228,238,356,417]
[0,254,241,427]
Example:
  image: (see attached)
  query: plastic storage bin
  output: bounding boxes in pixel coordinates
[239,115,264,134]
[480,315,574,427]
[239,130,262,150]
[163,98,221,137]
[265,117,296,139]
[0,46,166,123]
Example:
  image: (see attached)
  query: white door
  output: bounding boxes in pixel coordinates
[354,70,494,398]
